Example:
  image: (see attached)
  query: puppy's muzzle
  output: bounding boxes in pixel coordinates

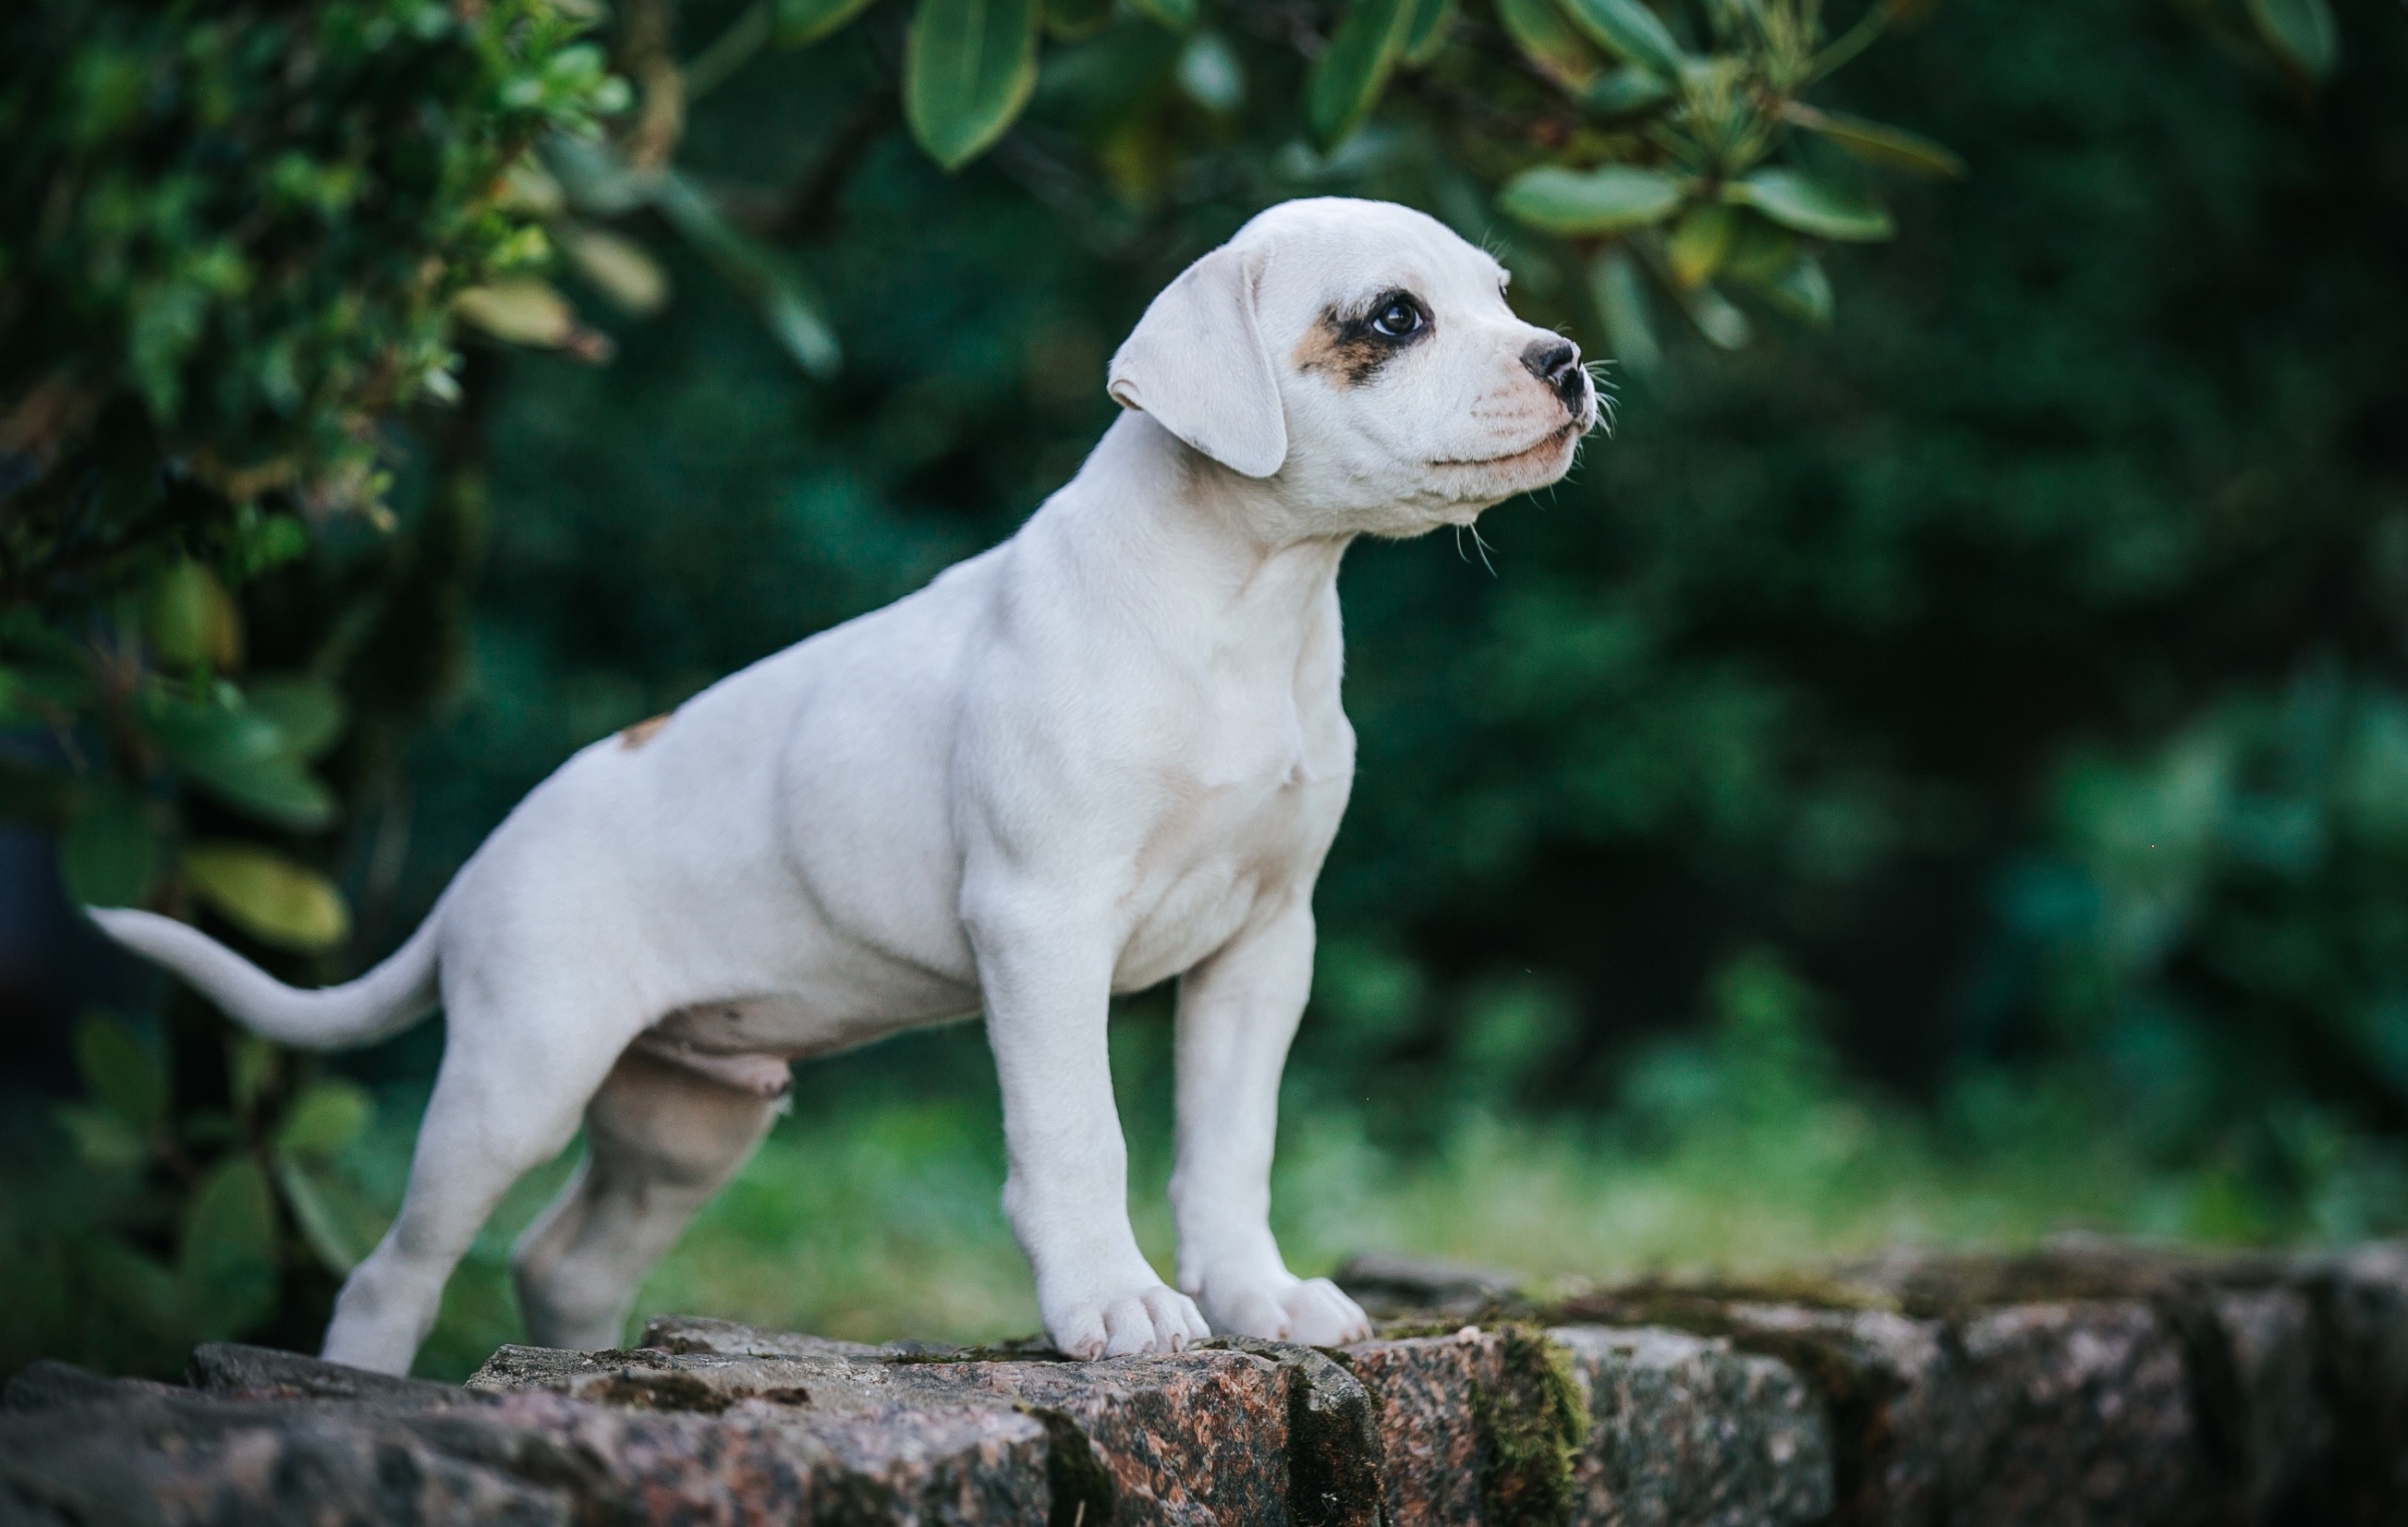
[1522,336,1588,416]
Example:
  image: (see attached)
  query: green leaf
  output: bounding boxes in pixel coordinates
[55,1102,148,1170]
[1494,0,1603,90]
[905,0,1042,170]
[61,782,158,907]
[651,174,843,377]
[142,691,336,830]
[1552,0,1683,78]
[230,1035,279,1126]
[73,1012,167,1138]
[243,675,347,761]
[1719,212,1796,286]
[761,288,846,380]
[558,225,673,316]
[776,0,884,44]
[1730,168,1894,241]
[1757,252,1833,326]
[1666,202,1735,288]
[1499,164,1684,236]
[229,512,310,580]
[1587,248,1660,376]
[1126,0,1198,30]
[274,1080,373,1161]
[1720,213,1830,323]
[453,280,578,348]
[1402,0,1455,66]
[1583,66,1672,115]
[145,560,242,673]
[540,134,653,218]
[181,842,352,952]
[274,1157,371,1275]
[1307,0,1417,150]
[179,1157,278,1339]
[2245,0,2336,79]
[86,1234,184,1336]
[1788,105,1964,179]
[1679,281,1753,349]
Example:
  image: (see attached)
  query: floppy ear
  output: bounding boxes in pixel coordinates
[1107,244,1287,479]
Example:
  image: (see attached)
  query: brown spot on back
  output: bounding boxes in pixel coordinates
[619,711,673,749]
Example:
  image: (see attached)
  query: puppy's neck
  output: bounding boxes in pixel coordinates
[1091,411,1352,588]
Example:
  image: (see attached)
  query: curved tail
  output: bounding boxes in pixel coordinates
[87,904,443,1051]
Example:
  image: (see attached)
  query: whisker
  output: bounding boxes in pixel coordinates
[1467,522,1499,577]
[1581,358,1621,437]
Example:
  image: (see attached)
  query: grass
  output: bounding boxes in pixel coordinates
[8,993,2402,1384]
[404,1004,2402,1381]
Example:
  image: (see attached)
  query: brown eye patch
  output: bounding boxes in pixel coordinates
[1291,290,1431,387]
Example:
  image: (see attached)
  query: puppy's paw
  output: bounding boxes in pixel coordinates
[1046,1279,1211,1360]
[1279,1277,1373,1346]
[1199,1273,1373,1348]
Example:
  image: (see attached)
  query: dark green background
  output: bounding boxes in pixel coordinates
[7,0,2406,1377]
[404,0,2407,1152]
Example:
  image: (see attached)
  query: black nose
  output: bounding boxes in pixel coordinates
[1522,336,1586,411]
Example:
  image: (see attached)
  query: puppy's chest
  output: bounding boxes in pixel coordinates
[1112,693,1350,989]
[1168,674,1350,826]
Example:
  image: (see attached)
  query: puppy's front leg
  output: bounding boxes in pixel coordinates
[970,899,1210,1359]
[1170,899,1371,1346]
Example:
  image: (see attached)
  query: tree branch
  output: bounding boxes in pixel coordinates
[615,0,687,172]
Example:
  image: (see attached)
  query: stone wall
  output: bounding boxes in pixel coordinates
[5,1240,2404,1525]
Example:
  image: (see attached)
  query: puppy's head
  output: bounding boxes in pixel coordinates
[1109,198,1599,536]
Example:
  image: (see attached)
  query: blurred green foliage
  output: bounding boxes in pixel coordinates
[2,0,620,925]
[3,0,2401,1381]
[1,0,621,1360]
[23,957,2392,1380]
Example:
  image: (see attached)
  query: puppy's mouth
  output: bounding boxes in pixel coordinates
[1430,420,1583,471]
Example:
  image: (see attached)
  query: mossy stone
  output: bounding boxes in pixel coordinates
[1470,1323,1587,1527]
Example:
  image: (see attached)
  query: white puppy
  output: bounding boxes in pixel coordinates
[92,196,1597,1376]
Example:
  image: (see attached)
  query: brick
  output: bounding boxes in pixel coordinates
[1694,1301,1952,1527]
[1550,1324,1831,1527]
[1339,1325,1589,1527]
[879,1351,1289,1526]
[4,1359,1046,1526]
[2301,1241,2408,1523]
[1949,1298,2211,1527]
[14,1241,2408,1527]
[1341,1329,1502,1526]
[473,1327,1295,1526]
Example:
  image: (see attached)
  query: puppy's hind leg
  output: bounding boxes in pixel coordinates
[321,990,633,1375]
[512,1047,784,1352]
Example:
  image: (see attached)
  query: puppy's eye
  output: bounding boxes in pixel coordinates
[1370,297,1423,339]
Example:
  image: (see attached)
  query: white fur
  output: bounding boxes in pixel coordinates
[91,197,1597,1375]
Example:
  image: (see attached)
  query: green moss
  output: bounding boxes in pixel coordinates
[1370,1315,1515,1339]
[1470,1324,1588,1527]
